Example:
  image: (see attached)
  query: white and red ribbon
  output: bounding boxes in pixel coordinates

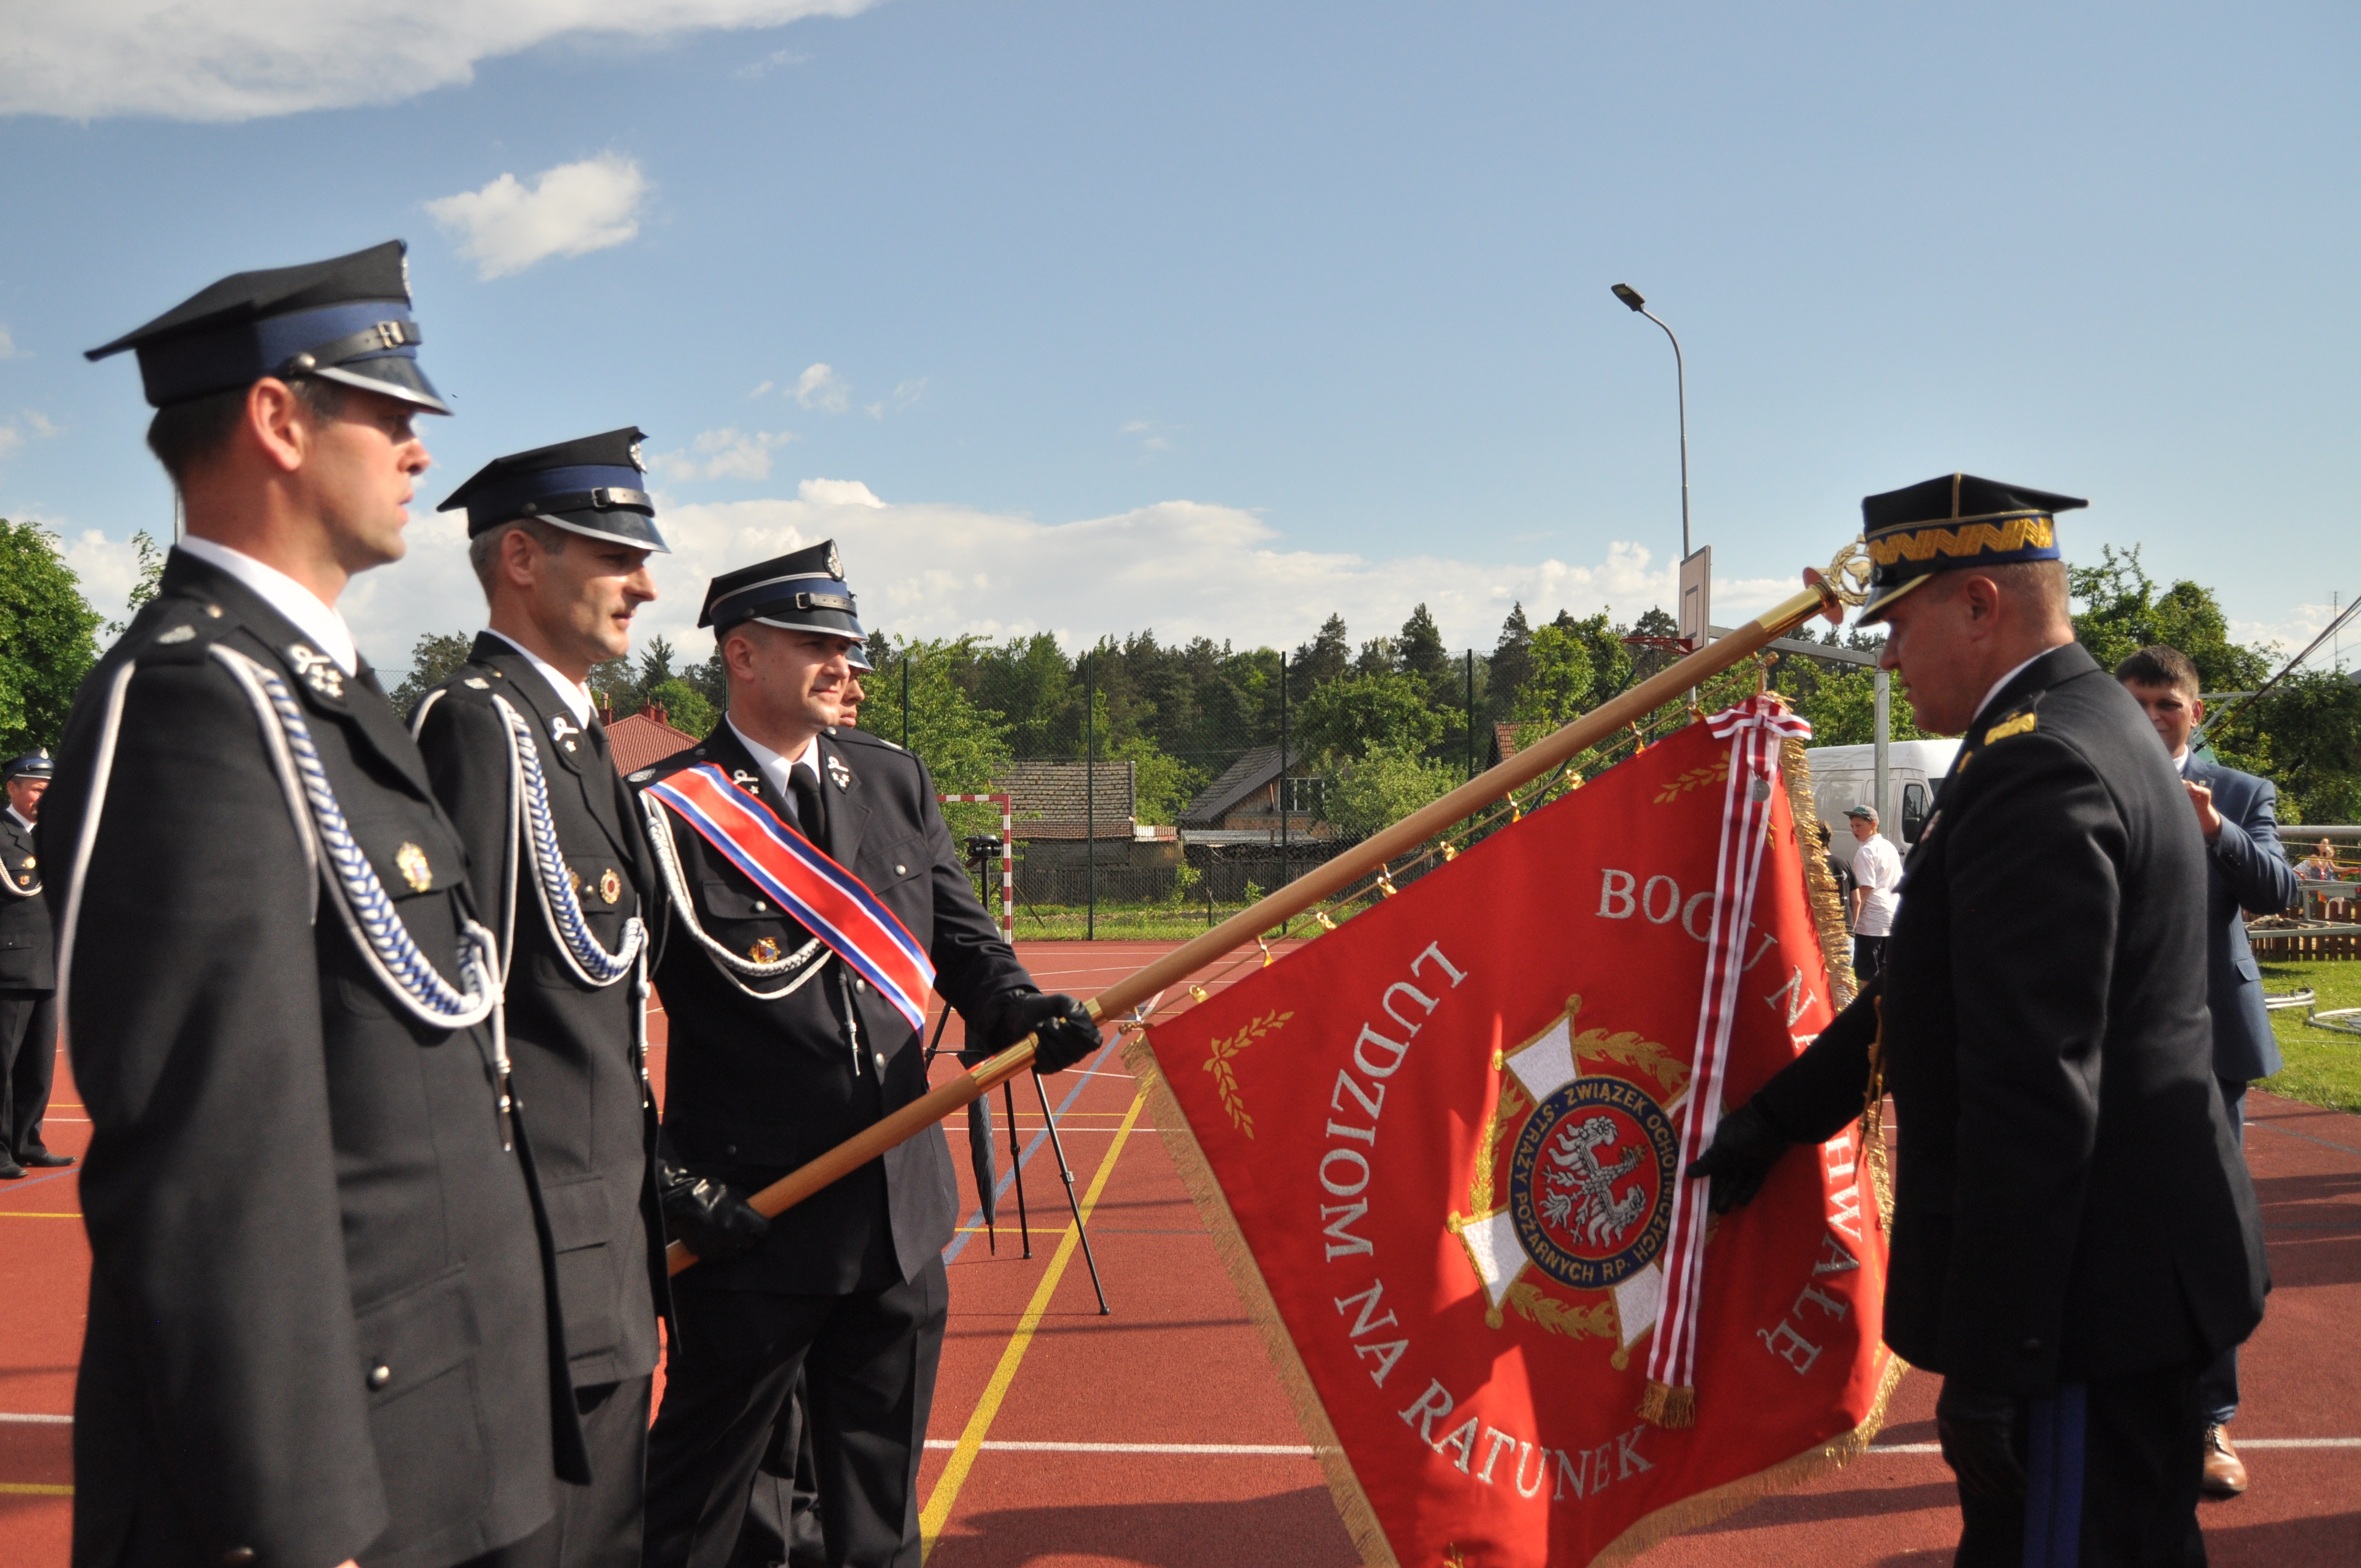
[1644,694,1813,1424]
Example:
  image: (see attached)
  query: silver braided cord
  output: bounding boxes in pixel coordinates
[214,646,498,1030]
[492,695,644,987]
[638,787,830,1001]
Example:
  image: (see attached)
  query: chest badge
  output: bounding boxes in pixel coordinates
[286,644,344,700]
[1983,711,2037,746]
[827,754,852,791]
[749,937,782,963]
[550,714,581,754]
[599,868,622,905]
[732,769,761,792]
[395,842,433,893]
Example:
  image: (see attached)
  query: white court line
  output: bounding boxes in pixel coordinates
[922,1439,1319,1455]
[1868,1439,2361,1455]
[0,1413,71,1424]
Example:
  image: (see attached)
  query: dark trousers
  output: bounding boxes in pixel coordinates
[1852,935,1888,982]
[2197,1078,2249,1426]
[730,1376,825,1568]
[0,990,57,1158]
[644,1260,948,1568]
[1952,1366,2207,1568]
[491,1376,653,1568]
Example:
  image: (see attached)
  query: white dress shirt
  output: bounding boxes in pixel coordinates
[485,629,593,727]
[176,536,359,676]
[727,716,822,825]
[1851,833,1903,938]
[1971,646,2060,731]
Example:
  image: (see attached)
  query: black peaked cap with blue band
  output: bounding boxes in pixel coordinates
[1856,472,2087,625]
[699,540,865,641]
[84,241,448,415]
[4,749,52,783]
[438,427,669,553]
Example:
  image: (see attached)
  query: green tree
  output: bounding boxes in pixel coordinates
[1488,602,1533,719]
[1324,743,1457,837]
[643,677,716,737]
[862,635,1013,793]
[1398,603,1449,683]
[2070,546,2271,693]
[105,529,168,638]
[1511,623,1596,730]
[2211,671,2361,825]
[0,519,100,754]
[1115,734,1206,825]
[391,630,477,715]
[1297,671,1443,762]
[1293,613,1351,687]
[1784,664,1925,747]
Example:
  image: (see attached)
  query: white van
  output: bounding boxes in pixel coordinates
[1804,739,1962,868]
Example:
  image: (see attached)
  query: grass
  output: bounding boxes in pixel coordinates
[2257,957,2361,1114]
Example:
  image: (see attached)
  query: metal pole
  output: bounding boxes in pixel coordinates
[1873,667,1892,847]
[1638,307,1691,561]
[1278,651,1290,919]
[1035,1070,1111,1314]
[1085,651,1096,942]
[1465,649,1476,780]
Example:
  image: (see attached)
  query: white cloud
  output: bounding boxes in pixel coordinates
[61,527,148,611]
[21,410,61,439]
[347,484,1798,675]
[864,378,927,419]
[1,1,878,122]
[737,47,810,77]
[749,379,775,398]
[0,427,23,462]
[0,326,18,360]
[793,363,849,413]
[2232,601,2360,669]
[428,154,650,280]
[649,426,796,481]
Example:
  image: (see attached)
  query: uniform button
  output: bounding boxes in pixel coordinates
[874,1052,887,1074]
[367,1363,393,1390]
[220,1548,257,1567]
[723,1144,738,1158]
[895,864,907,875]
[2020,1338,2043,1357]
[753,900,768,913]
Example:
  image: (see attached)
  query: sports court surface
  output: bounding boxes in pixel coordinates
[6,939,2359,1566]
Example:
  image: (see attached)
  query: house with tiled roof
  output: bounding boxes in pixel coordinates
[606,704,700,776]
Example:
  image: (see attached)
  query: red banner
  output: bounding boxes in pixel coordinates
[1134,715,1896,1568]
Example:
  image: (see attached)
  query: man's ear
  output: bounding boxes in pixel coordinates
[245,378,309,474]
[499,525,542,592]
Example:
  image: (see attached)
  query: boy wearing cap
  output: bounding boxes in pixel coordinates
[630,541,1100,1568]
[1690,475,2264,1566]
[409,429,676,1568]
[1842,802,1901,980]
[0,748,65,1179]
[55,244,578,1568]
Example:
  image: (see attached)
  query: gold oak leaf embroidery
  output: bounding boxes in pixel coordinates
[1202,1009,1293,1138]
[1504,1280,1617,1341]
[1652,754,1729,804]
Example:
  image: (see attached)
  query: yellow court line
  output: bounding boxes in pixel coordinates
[0,1482,72,1495]
[918,1091,1146,1560]
[0,1212,80,1218]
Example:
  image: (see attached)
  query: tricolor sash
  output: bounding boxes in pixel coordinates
[646,763,935,1032]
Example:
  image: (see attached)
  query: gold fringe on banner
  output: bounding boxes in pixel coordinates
[1781,737,1859,1012]
[1636,1380,1696,1429]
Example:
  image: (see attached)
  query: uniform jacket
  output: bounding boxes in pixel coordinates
[412,634,666,1390]
[46,552,570,1568]
[1754,641,2267,1396]
[634,720,1030,1294]
[0,808,51,992]
[2184,752,2300,1084]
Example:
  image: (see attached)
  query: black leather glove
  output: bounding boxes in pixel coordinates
[987,988,1103,1074]
[1935,1379,2026,1512]
[659,1159,770,1262]
[1682,1101,1791,1214]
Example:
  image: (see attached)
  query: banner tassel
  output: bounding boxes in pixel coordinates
[1639,1380,1697,1429]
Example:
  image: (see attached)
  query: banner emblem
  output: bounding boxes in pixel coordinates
[1510,1075,1676,1293]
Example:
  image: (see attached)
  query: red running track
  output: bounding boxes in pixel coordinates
[8,941,2361,1566]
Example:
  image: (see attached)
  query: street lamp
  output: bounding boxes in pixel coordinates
[1611,283,1690,562]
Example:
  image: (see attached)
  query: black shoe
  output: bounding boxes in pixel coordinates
[18,1151,72,1168]
[0,1162,24,1180]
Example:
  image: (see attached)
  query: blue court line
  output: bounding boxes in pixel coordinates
[939,1035,1123,1268]
[0,1166,80,1200]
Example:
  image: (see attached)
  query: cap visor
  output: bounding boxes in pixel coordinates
[314,356,451,416]
[748,613,868,641]
[528,508,670,553]
[1856,570,1934,627]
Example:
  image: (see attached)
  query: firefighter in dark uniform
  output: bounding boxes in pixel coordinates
[410,429,675,1568]
[57,243,582,1568]
[633,542,1102,1568]
[0,748,66,1178]
[1691,475,2267,1567]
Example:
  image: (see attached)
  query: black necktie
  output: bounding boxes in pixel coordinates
[789,768,828,856]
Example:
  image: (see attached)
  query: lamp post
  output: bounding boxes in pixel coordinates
[1611,282,1690,563]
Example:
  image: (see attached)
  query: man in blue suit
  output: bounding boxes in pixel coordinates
[2117,645,2298,1501]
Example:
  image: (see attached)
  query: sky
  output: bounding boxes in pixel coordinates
[2,1,2355,678]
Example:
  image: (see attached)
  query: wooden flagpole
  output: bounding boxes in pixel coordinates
[667,575,1844,1274]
